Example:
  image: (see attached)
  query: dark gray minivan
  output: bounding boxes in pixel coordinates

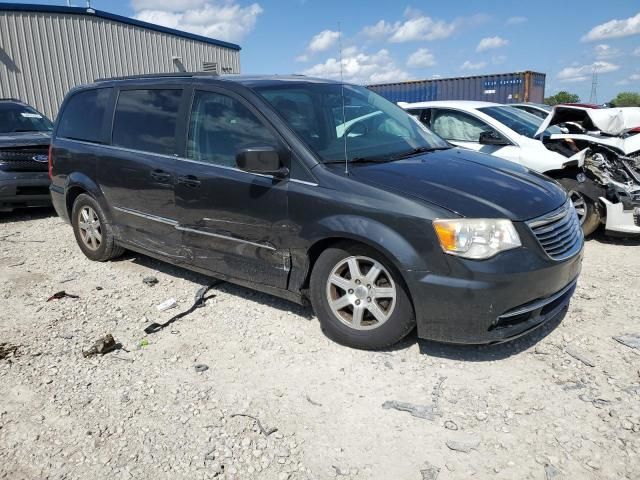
[49,74,583,349]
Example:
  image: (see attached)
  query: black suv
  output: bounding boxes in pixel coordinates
[0,99,53,211]
[50,74,583,349]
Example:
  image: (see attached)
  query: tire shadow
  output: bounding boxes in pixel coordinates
[0,206,56,224]
[111,250,315,320]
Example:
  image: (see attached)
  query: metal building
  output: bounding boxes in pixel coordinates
[0,3,241,119]
[368,71,546,105]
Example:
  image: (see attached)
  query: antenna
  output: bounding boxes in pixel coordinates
[589,65,598,104]
[338,22,348,175]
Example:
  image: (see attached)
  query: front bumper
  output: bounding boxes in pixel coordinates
[601,197,640,236]
[405,244,583,344]
[0,172,51,211]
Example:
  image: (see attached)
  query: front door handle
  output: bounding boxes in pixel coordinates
[177,175,201,187]
[151,169,172,182]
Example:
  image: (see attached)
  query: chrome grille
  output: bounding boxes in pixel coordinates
[527,200,583,260]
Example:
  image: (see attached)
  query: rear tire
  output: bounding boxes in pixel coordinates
[71,193,124,261]
[309,242,415,349]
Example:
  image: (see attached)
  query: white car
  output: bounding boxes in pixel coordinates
[401,100,640,236]
[511,102,552,120]
[401,101,574,174]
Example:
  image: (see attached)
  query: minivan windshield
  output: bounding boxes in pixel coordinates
[0,103,53,134]
[478,105,561,138]
[255,83,449,163]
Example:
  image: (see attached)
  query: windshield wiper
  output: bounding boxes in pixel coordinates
[390,146,451,160]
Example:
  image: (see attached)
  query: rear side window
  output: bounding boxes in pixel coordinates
[112,89,182,156]
[57,88,111,142]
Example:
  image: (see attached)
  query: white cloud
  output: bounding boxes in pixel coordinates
[133,1,263,43]
[582,12,640,41]
[593,43,620,58]
[407,48,436,68]
[361,9,456,43]
[460,60,487,71]
[302,48,410,85]
[506,16,527,25]
[389,15,456,42]
[616,79,630,86]
[361,20,395,38]
[629,73,640,81]
[557,61,620,82]
[308,30,340,53]
[476,36,509,52]
[295,54,309,63]
[634,47,640,56]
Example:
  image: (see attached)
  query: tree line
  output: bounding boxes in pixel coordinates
[544,91,640,107]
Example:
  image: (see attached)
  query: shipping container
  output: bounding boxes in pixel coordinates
[367,71,545,105]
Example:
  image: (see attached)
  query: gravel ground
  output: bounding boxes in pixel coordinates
[1,208,639,480]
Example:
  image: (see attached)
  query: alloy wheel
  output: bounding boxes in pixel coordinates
[325,255,397,330]
[78,205,102,251]
[568,190,587,225]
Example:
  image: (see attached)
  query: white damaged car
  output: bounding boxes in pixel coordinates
[402,100,640,236]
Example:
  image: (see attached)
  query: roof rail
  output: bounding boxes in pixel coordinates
[0,98,25,103]
[95,72,220,82]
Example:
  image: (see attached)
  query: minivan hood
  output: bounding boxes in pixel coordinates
[0,131,51,148]
[338,148,567,221]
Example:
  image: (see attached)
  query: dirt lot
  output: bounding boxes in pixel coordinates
[1,208,639,480]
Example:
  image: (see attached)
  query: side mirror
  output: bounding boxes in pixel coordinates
[479,130,509,146]
[236,146,289,178]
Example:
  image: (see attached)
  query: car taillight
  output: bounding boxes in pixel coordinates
[48,144,53,179]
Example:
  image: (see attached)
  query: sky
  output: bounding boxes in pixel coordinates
[12,0,640,102]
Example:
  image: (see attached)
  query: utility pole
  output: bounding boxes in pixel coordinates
[589,66,598,104]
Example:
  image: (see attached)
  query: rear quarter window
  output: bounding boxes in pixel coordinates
[57,88,112,143]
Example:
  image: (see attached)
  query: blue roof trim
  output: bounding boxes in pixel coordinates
[0,2,241,51]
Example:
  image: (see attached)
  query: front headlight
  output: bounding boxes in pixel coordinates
[433,219,521,260]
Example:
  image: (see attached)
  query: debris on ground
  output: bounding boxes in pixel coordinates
[382,400,436,420]
[139,338,149,348]
[0,343,19,360]
[420,461,441,480]
[445,439,480,453]
[443,420,458,430]
[145,282,222,334]
[143,276,159,286]
[544,463,562,480]
[613,333,640,350]
[331,465,354,476]
[230,413,278,436]
[156,298,177,311]
[194,363,209,373]
[82,334,117,357]
[305,394,322,406]
[46,291,79,302]
[565,346,596,367]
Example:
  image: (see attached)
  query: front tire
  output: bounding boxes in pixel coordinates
[557,179,601,236]
[309,242,415,349]
[71,193,124,261]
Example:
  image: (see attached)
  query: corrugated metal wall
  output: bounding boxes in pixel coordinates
[0,10,241,119]
[368,71,546,105]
